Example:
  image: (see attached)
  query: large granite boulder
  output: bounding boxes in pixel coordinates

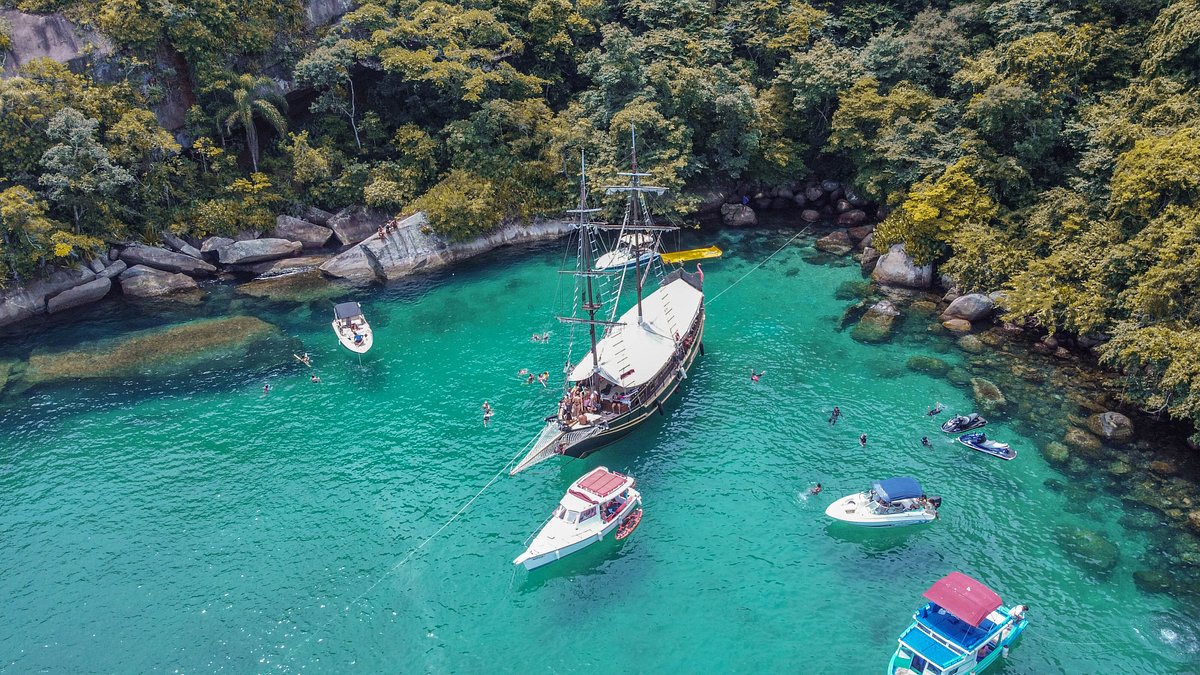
[199,236,235,261]
[836,209,868,226]
[1086,412,1134,444]
[814,230,853,255]
[801,209,822,223]
[274,215,333,248]
[118,265,200,297]
[160,232,204,260]
[321,213,575,283]
[46,277,112,314]
[852,299,900,343]
[872,243,933,289]
[846,224,874,243]
[305,0,354,26]
[120,245,216,276]
[860,247,880,275]
[327,206,387,246]
[720,203,757,227]
[0,267,96,327]
[943,293,995,321]
[99,260,127,279]
[217,238,302,265]
[303,206,335,226]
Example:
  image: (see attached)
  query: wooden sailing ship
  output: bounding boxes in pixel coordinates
[510,130,706,475]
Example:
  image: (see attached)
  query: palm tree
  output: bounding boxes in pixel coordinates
[222,73,287,173]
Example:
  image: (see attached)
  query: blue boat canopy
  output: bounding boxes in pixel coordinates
[873,476,924,502]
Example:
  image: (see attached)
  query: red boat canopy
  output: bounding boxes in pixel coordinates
[575,467,629,500]
[922,572,1002,627]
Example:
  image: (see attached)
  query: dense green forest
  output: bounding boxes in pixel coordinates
[3,0,1200,439]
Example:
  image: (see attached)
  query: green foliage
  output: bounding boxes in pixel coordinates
[874,159,998,265]
[409,170,506,241]
[38,107,134,234]
[1101,322,1200,444]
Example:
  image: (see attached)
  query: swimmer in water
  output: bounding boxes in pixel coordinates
[538,371,549,387]
[859,433,867,447]
[927,402,944,416]
[482,401,493,426]
[750,369,764,383]
[311,375,320,383]
[921,436,930,447]
[263,384,271,395]
[809,483,822,496]
[829,406,841,425]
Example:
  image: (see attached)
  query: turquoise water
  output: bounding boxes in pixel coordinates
[0,228,1196,673]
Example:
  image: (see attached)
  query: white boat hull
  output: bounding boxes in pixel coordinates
[332,319,373,353]
[824,493,936,527]
[595,249,656,272]
[515,494,641,570]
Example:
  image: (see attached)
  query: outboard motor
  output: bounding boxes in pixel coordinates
[929,496,943,508]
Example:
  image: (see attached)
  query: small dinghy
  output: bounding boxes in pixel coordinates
[514,466,642,570]
[941,413,987,433]
[595,232,658,272]
[615,508,642,540]
[957,432,1016,460]
[888,572,1029,675]
[825,477,941,527]
[332,301,372,354]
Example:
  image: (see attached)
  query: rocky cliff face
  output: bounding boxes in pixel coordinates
[0,9,113,77]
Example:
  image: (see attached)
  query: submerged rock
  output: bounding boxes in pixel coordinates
[1086,412,1134,444]
[945,367,972,387]
[815,230,853,255]
[970,377,1007,415]
[852,299,900,343]
[1063,427,1103,455]
[1042,441,1070,466]
[23,316,280,384]
[1133,569,1175,594]
[957,334,985,354]
[834,280,872,301]
[1055,527,1120,577]
[235,270,350,303]
[906,355,950,377]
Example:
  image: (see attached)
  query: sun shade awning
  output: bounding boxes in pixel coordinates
[923,572,1003,628]
[873,476,923,502]
[333,301,363,319]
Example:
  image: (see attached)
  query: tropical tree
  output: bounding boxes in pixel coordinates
[37,107,133,235]
[221,74,287,173]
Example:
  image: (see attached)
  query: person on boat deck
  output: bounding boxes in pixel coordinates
[353,333,364,345]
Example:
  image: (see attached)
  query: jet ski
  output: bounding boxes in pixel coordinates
[941,413,987,433]
[957,432,1016,460]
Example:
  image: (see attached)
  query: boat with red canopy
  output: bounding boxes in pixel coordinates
[889,572,1029,675]
[513,467,642,570]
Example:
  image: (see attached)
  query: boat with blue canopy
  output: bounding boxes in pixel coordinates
[888,572,1029,675]
[824,476,941,527]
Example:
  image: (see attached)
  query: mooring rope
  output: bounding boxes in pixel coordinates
[276,434,539,664]
[707,226,811,305]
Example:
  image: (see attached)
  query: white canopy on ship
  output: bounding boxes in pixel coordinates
[568,276,702,388]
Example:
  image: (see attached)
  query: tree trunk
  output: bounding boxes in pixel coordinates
[348,77,361,150]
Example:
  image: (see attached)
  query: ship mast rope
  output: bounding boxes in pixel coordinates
[706,225,811,305]
[276,434,539,665]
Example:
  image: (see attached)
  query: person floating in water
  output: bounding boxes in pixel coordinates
[859,433,867,447]
[927,402,944,416]
[531,332,551,343]
[482,401,493,426]
[750,369,764,383]
[295,352,312,367]
[263,384,271,395]
[921,436,930,447]
[311,375,321,383]
[829,406,842,425]
[537,371,549,387]
[809,483,822,496]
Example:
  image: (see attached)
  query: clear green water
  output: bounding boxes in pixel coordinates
[0,229,1195,673]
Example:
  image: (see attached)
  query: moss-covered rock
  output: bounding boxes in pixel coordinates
[1063,427,1103,455]
[1133,569,1174,594]
[23,316,280,384]
[957,334,985,354]
[970,377,1007,415]
[1042,441,1070,466]
[852,300,900,343]
[906,355,950,377]
[833,280,872,301]
[1055,527,1120,577]
[945,367,972,387]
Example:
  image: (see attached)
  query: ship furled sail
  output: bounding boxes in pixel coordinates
[510,128,706,475]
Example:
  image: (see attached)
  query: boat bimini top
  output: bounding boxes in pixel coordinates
[873,476,924,503]
[333,301,364,320]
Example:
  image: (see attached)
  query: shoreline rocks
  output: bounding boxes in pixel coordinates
[871,243,933,289]
[118,265,200,298]
[852,299,900,343]
[120,245,216,277]
[217,238,302,265]
[814,230,853,255]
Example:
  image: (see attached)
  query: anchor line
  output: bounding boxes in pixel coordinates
[706,226,811,305]
[278,434,540,663]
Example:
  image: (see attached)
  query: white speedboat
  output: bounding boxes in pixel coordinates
[514,466,642,570]
[825,476,941,527]
[595,232,657,272]
[332,301,373,353]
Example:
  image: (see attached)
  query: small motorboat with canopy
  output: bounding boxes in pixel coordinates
[824,477,941,527]
[595,232,658,272]
[957,432,1016,460]
[889,572,1029,675]
[331,301,372,353]
[513,466,642,570]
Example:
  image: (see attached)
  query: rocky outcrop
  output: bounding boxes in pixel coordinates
[160,232,204,260]
[1086,412,1134,444]
[98,260,127,279]
[118,265,200,297]
[872,243,933,289]
[0,9,113,76]
[943,293,995,321]
[327,206,387,246]
[303,206,335,226]
[120,245,216,277]
[273,215,333,248]
[852,299,900,343]
[814,230,853,255]
[720,203,757,227]
[0,267,95,327]
[217,238,302,265]
[46,277,112,314]
[321,213,576,283]
[305,0,355,26]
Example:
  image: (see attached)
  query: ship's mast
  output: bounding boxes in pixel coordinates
[630,125,645,321]
[579,153,600,373]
